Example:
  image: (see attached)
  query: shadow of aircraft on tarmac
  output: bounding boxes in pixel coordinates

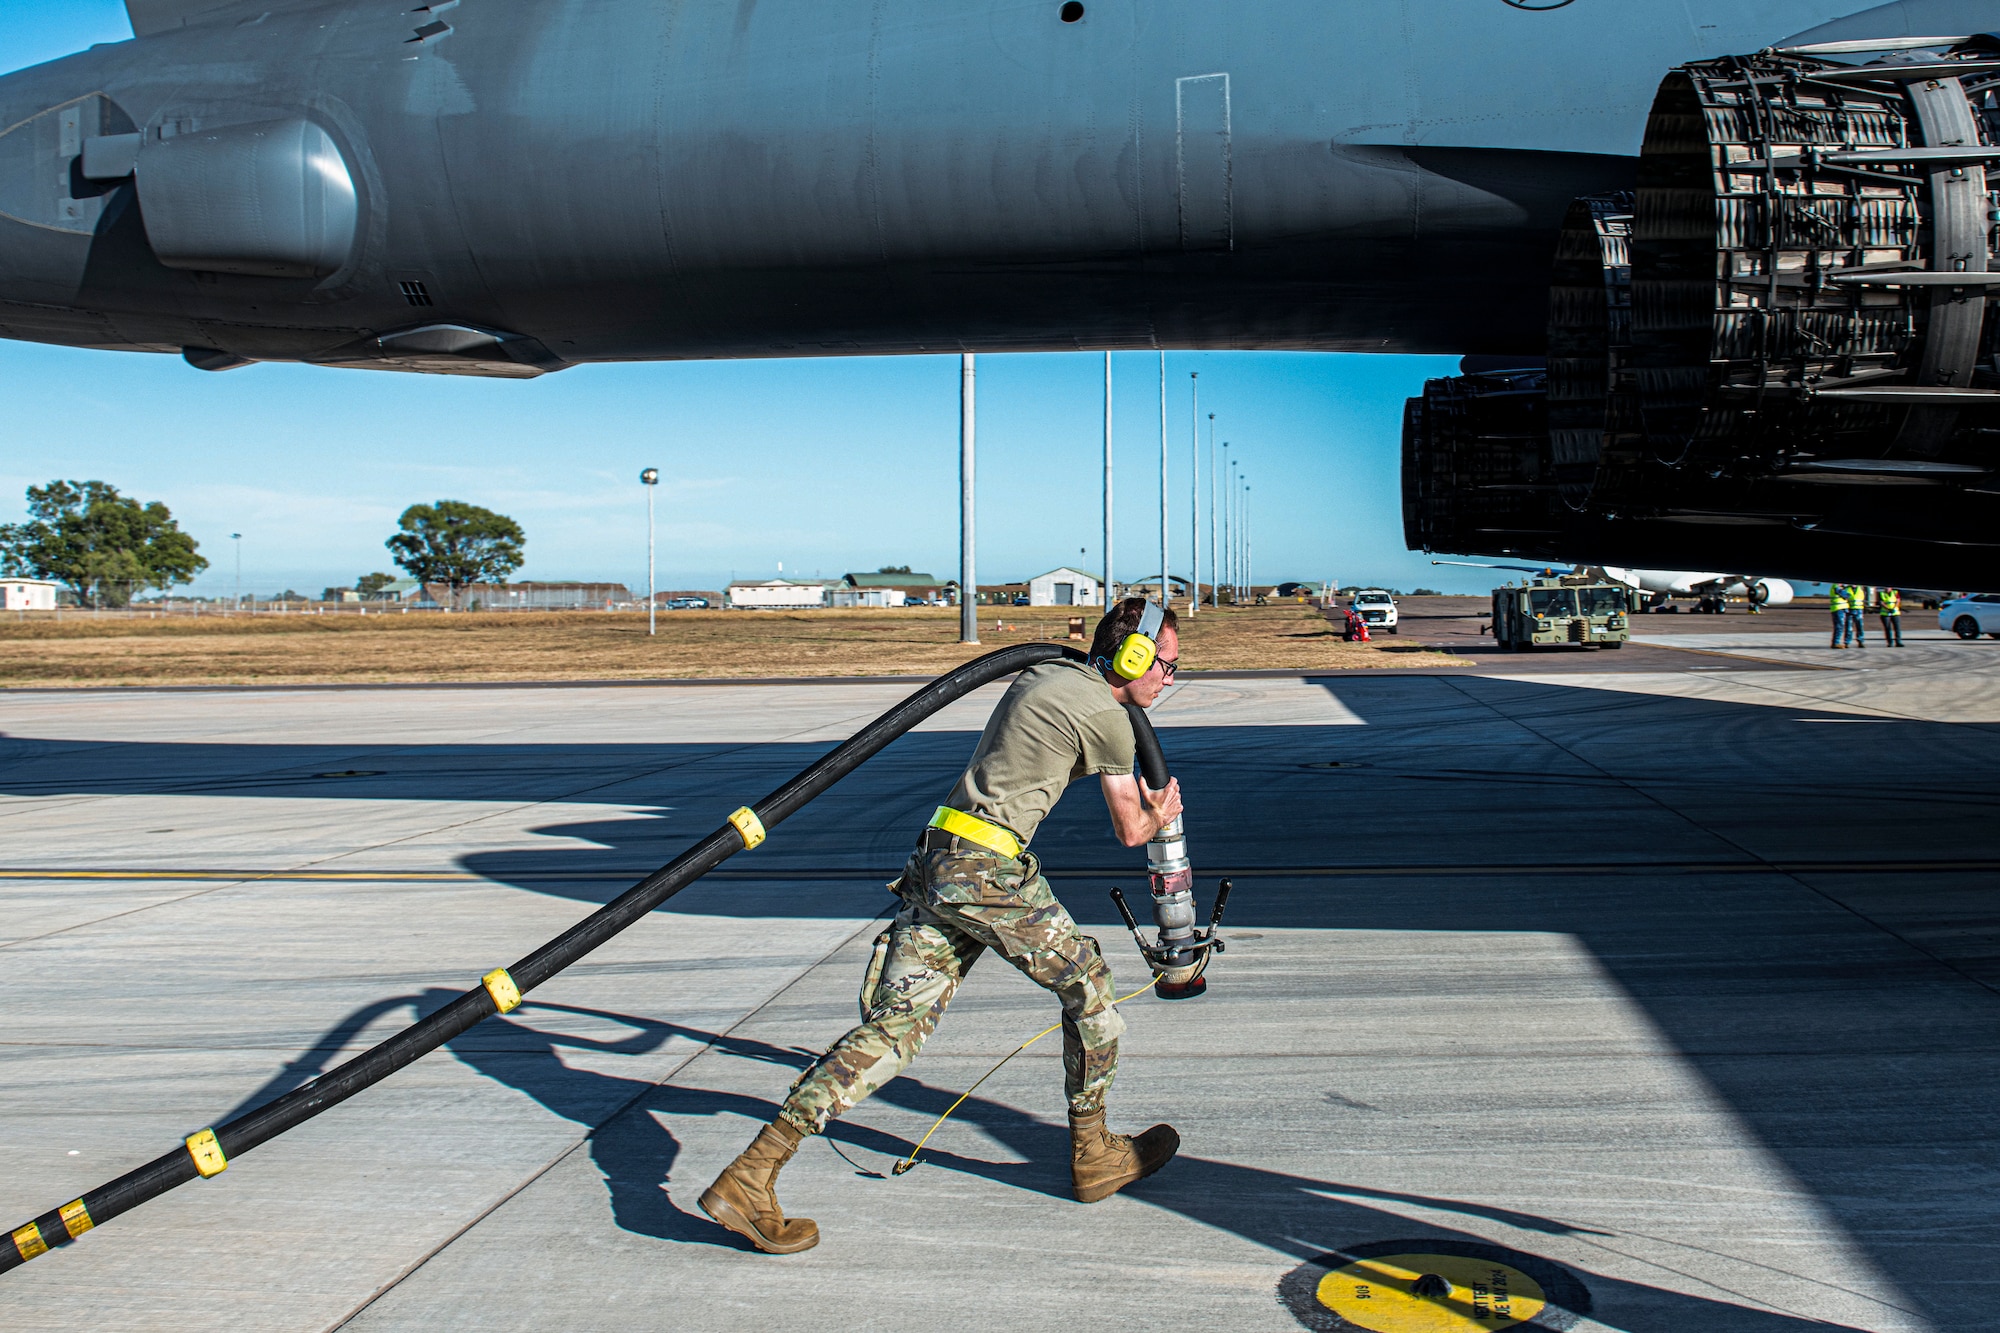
[6,673,1999,1326]
[222,988,1876,1330]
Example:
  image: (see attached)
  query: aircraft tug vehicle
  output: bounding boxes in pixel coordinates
[1489,572,1634,651]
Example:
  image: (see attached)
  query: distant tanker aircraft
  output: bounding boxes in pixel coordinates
[2,0,1998,584]
[1437,559,1798,611]
[1603,568,1799,612]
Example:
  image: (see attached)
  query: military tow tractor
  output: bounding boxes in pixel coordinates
[1490,573,1633,650]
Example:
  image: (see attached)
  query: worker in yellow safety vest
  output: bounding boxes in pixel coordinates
[1877,586,1903,647]
[1828,583,1851,648]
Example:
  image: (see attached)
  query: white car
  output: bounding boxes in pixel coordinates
[1940,594,2000,639]
[1350,589,1398,633]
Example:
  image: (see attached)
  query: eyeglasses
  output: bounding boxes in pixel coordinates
[1158,657,1179,681]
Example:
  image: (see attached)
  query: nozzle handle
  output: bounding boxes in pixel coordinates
[1207,877,1233,933]
[1109,886,1143,935]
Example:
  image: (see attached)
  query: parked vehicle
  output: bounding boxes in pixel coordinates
[1940,593,2000,639]
[1349,589,1399,633]
[664,596,711,609]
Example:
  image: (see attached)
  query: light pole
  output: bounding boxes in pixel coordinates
[1208,414,1218,608]
[1232,473,1242,603]
[1239,475,1249,602]
[1244,482,1253,601]
[1102,351,1113,610]
[640,467,659,636]
[230,533,241,611]
[1188,371,1199,616]
[1223,453,1235,601]
[1224,478,1240,600]
[1157,351,1168,604]
[960,353,978,644]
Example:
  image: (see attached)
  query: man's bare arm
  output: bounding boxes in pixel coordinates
[1100,772,1183,847]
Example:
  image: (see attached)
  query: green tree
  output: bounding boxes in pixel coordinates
[356,571,397,599]
[0,480,207,608]
[385,501,525,609]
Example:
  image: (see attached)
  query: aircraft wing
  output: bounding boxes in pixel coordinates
[124,0,257,37]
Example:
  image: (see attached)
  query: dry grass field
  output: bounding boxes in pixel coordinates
[0,603,1460,688]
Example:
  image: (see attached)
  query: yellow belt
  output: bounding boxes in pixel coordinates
[928,806,1023,859]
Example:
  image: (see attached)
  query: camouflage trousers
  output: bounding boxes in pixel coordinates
[778,839,1126,1137]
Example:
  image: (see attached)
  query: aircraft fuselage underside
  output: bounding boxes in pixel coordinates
[4,0,1997,584]
[0,0,1902,369]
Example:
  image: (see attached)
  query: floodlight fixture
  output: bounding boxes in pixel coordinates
[641,469,659,634]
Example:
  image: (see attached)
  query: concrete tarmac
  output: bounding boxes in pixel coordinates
[4,642,1999,1331]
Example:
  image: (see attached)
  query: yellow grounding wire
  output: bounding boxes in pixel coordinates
[890,975,1159,1176]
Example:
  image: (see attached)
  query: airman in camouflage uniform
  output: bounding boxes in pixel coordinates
[699,598,1186,1254]
[779,841,1126,1138]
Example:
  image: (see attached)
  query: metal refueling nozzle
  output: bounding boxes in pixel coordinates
[1110,873,1231,1000]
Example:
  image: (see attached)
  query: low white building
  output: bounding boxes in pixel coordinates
[1027,567,1101,607]
[829,586,907,608]
[728,578,833,609]
[0,578,59,611]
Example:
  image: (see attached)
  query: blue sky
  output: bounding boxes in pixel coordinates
[1,4,1476,598]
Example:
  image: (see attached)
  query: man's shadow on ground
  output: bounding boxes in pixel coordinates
[226,990,1871,1330]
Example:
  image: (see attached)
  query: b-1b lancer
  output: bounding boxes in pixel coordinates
[4,1,2000,584]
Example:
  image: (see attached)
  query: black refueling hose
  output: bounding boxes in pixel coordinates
[2,643,1084,1275]
[1125,702,1170,791]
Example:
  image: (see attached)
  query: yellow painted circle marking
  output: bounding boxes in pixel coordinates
[1315,1254,1546,1332]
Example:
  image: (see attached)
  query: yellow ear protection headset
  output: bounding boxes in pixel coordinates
[1108,600,1166,680]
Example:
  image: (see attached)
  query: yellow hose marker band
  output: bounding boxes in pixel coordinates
[59,1199,92,1240]
[928,806,1023,859]
[186,1128,227,1178]
[728,806,766,850]
[12,1221,47,1261]
[482,967,522,1014]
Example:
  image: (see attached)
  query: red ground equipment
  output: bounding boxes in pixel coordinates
[1341,608,1371,642]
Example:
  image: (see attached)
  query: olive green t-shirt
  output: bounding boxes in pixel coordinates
[946,658,1137,846]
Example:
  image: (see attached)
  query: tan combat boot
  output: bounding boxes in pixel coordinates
[698,1120,820,1253]
[1069,1109,1179,1203]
